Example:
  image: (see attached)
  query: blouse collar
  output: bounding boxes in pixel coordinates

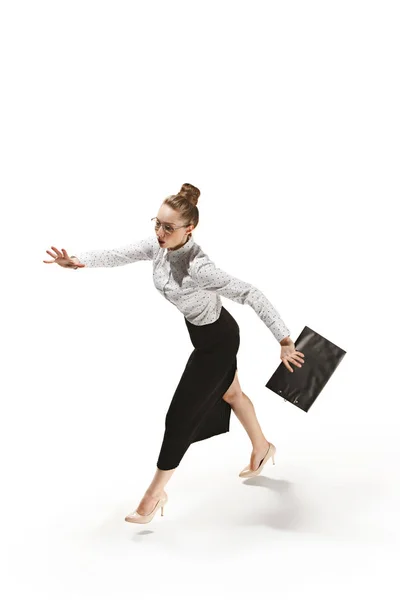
[165,236,194,259]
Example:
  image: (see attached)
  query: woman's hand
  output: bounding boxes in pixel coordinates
[280,337,305,373]
[43,246,85,269]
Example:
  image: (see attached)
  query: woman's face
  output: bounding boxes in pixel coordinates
[155,205,194,250]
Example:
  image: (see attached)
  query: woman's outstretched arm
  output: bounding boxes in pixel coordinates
[71,235,158,269]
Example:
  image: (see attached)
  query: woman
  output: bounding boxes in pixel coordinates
[43,183,305,524]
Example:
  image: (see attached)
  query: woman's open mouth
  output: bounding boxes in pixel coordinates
[158,238,165,245]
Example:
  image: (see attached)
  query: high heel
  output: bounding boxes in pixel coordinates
[125,491,168,524]
[239,442,276,478]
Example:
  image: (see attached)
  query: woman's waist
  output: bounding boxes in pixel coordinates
[185,305,239,346]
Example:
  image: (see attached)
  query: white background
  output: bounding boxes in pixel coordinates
[1,1,399,598]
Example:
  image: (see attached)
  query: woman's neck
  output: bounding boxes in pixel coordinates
[168,235,190,252]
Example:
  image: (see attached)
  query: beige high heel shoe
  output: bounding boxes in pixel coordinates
[125,491,168,524]
[239,442,276,478]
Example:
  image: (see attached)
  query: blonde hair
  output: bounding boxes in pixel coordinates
[163,183,200,239]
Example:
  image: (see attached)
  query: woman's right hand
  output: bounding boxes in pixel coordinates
[43,246,85,269]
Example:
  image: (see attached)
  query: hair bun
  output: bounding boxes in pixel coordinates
[178,183,200,206]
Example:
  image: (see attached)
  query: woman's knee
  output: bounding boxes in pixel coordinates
[222,390,243,405]
[222,369,242,403]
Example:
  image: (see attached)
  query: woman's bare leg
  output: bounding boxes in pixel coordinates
[136,387,270,513]
[229,392,271,470]
[135,467,176,515]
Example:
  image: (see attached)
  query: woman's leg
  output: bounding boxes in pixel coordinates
[230,392,269,449]
[135,467,176,515]
[223,371,271,470]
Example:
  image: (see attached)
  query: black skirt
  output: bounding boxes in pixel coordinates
[156,305,240,470]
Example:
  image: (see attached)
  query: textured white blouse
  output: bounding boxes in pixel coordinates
[74,235,291,343]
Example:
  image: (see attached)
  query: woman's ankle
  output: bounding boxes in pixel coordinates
[252,438,269,452]
[146,487,164,498]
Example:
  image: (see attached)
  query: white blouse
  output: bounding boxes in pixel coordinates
[74,235,291,343]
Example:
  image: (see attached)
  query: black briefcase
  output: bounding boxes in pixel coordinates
[265,326,346,412]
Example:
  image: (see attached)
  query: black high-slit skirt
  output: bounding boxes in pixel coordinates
[156,305,240,470]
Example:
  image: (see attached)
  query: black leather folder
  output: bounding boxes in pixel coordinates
[265,326,346,412]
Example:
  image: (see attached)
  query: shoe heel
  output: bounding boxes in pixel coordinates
[272,454,275,465]
[161,505,165,516]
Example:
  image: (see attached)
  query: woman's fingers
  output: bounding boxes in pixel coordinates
[289,357,302,367]
[44,247,72,262]
[44,247,63,261]
[282,350,306,372]
[286,355,304,368]
[44,247,72,265]
[50,246,63,257]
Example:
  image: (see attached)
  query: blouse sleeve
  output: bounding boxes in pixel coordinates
[193,258,291,343]
[73,235,157,268]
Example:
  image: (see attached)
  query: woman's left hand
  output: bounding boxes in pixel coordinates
[280,339,305,373]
